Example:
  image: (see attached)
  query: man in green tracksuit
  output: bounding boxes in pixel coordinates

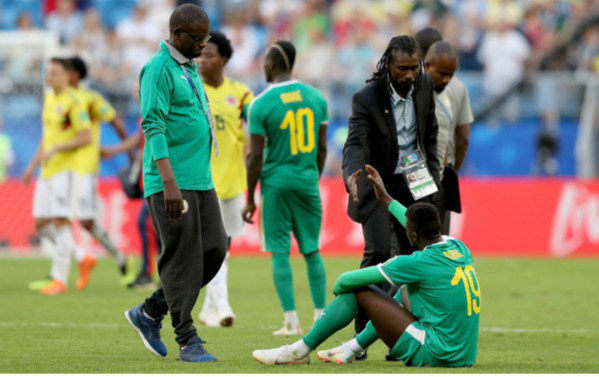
[124,4,227,363]
[252,164,481,367]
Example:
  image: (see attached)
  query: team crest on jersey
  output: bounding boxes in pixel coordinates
[56,105,64,115]
[226,95,237,106]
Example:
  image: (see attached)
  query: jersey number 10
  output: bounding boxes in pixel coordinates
[280,107,315,155]
[451,265,481,316]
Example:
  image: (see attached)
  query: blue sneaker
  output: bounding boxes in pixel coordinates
[124,303,167,357]
[179,337,218,362]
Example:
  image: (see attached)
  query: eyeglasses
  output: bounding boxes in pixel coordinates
[176,28,211,43]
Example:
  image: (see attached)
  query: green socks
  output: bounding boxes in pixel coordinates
[304,252,327,309]
[272,253,295,311]
[303,293,358,350]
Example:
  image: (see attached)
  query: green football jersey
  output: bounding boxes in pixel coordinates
[248,80,328,190]
[378,236,481,366]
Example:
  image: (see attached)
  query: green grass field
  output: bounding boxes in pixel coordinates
[0,255,598,373]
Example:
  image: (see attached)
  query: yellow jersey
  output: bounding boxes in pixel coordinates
[76,88,117,175]
[41,87,91,178]
[207,76,254,200]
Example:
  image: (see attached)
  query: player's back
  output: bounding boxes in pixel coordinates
[76,88,116,175]
[407,236,481,366]
[248,80,328,191]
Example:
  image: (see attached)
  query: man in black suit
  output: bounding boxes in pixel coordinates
[342,35,441,349]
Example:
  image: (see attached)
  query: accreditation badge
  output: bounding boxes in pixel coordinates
[400,149,438,200]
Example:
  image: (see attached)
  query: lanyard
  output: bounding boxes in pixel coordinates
[179,64,218,156]
[435,96,453,125]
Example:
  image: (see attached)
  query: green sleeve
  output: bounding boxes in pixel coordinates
[333,266,388,296]
[388,200,407,227]
[241,104,250,121]
[248,100,265,136]
[140,59,171,160]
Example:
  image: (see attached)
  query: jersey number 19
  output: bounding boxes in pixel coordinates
[451,265,481,316]
[280,107,315,155]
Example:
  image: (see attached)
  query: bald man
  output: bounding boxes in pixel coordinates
[424,41,473,234]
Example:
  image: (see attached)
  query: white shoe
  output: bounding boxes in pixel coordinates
[253,344,310,365]
[199,305,220,327]
[273,321,303,336]
[316,343,356,364]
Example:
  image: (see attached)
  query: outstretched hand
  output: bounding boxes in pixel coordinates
[347,169,362,203]
[365,164,393,206]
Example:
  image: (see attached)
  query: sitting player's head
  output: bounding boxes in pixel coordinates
[197,30,233,78]
[264,41,296,83]
[68,56,87,86]
[405,202,442,248]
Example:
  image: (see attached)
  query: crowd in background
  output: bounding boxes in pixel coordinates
[2,0,599,119]
[1,0,599,181]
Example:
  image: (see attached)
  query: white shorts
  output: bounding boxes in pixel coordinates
[32,171,76,219]
[218,193,246,237]
[76,174,100,220]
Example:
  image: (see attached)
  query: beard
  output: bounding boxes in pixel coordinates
[393,80,413,94]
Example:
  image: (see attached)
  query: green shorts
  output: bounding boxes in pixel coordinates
[389,322,475,367]
[259,184,321,254]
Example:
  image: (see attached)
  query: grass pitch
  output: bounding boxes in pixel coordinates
[0,254,598,373]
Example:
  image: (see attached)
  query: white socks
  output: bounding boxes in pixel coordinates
[289,339,312,358]
[52,226,75,285]
[284,310,300,327]
[346,338,364,354]
[37,223,56,256]
[203,252,233,316]
[90,223,125,265]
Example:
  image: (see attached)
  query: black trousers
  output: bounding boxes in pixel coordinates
[354,176,419,334]
[143,189,227,347]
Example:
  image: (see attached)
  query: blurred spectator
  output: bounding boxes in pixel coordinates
[331,0,376,47]
[336,23,378,95]
[294,28,335,84]
[477,18,531,120]
[258,0,300,39]
[44,0,84,44]
[293,0,329,51]
[140,0,177,33]
[16,12,35,30]
[454,0,485,70]
[222,9,261,78]
[0,121,15,183]
[115,4,161,79]
[71,8,108,66]
[91,30,134,117]
[576,25,599,73]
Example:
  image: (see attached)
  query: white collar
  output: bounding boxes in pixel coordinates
[163,40,191,65]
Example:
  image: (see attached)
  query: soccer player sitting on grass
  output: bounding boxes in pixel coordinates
[252,164,481,367]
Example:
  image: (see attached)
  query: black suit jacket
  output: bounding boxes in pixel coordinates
[342,74,441,223]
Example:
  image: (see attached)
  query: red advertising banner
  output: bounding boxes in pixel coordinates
[0,178,598,257]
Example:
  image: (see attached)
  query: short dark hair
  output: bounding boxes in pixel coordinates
[368,35,422,83]
[169,3,209,31]
[425,41,458,63]
[406,202,441,239]
[208,30,233,60]
[267,40,296,72]
[414,27,443,58]
[69,56,87,80]
[49,57,73,71]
